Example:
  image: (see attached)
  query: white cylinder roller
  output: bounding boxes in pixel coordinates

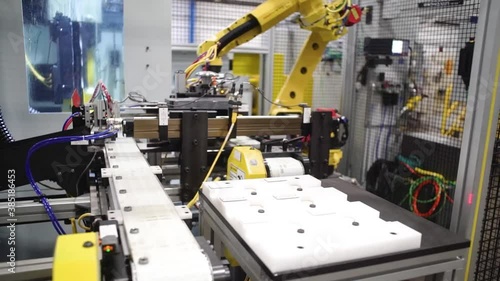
[265,157,305,178]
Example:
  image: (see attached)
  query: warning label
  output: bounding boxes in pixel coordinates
[229,165,246,180]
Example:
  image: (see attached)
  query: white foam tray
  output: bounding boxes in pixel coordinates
[202,175,422,273]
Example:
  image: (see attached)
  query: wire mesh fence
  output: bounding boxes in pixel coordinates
[352,0,481,228]
[171,0,267,49]
[474,115,500,281]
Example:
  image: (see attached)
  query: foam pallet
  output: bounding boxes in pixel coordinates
[202,175,422,273]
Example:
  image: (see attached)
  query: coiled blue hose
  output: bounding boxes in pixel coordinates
[25,129,117,234]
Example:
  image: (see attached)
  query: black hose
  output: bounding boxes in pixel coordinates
[0,106,14,143]
[217,16,260,53]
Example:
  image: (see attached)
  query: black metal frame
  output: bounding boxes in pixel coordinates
[309,111,334,179]
[180,112,208,202]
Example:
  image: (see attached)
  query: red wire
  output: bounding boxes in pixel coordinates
[63,118,73,131]
[401,161,454,211]
[89,82,102,102]
[412,179,442,218]
[100,83,114,113]
[100,83,112,103]
[192,52,207,64]
[185,52,209,78]
[400,161,418,175]
[446,193,454,203]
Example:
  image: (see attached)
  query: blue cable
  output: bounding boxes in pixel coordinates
[62,112,81,131]
[25,129,117,235]
[375,106,387,160]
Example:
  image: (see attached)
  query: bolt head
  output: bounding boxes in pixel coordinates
[138,257,149,265]
[130,228,139,234]
[119,189,127,194]
[83,241,94,248]
[124,206,132,212]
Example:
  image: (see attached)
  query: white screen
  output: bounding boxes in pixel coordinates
[392,40,404,54]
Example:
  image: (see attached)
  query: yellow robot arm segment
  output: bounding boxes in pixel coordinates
[186,0,357,110]
[189,0,348,67]
[269,29,347,115]
[192,0,300,75]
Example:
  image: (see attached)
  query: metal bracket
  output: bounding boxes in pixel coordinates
[101,166,162,178]
[107,210,123,224]
[175,205,193,220]
[158,106,169,141]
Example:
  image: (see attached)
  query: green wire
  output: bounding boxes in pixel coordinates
[396,156,456,217]
[408,176,454,216]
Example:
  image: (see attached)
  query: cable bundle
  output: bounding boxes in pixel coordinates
[184,45,219,79]
[398,156,455,218]
[407,176,454,218]
[89,81,115,115]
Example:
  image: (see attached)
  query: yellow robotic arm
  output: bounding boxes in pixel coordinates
[185,0,362,115]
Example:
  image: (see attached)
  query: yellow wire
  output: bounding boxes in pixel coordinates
[336,9,351,21]
[25,54,51,87]
[326,0,347,13]
[446,107,467,136]
[77,213,93,231]
[185,45,219,79]
[70,218,77,234]
[186,112,238,208]
[415,167,446,183]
